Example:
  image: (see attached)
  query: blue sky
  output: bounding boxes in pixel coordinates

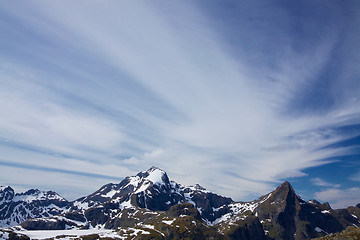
[0,1,359,208]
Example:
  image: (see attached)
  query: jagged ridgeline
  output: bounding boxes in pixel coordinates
[1,167,359,240]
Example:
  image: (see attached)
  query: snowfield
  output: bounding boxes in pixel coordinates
[15,229,120,239]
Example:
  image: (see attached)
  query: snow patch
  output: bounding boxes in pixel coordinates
[210,202,257,225]
[141,224,154,229]
[134,180,152,194]
[120,199,133,210]
[125,176,141,189]
[102,189,117,198]
[73,201,90,210]
[162,219,175,225]
[0,231,9,240]
[145,168,166,184]
[315,227,328,234]
[14,229,119,240]
[259,193,272,204]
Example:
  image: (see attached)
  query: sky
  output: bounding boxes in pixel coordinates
[0,1,359,209]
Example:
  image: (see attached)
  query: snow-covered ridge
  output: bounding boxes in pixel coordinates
[142,167,168,185]
[0,186,12,192]
[4,167,231,228]
[0,167,281,229]
[0,187,70,228]
[131,167,170,193]
[2,167,359,240]
[10,228,122,240]
[13,189,66,203]
[210,201,259,225]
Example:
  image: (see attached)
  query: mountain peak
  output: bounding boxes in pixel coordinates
[148,166,163,171]
[0,186,13,191]
[276,181,296,193]
[0,186,14,203]
[3,169,360,239]
[280,180,291,187]
[0,186,14,194]
[137,166,169,185]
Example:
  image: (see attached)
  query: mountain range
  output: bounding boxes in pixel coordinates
[0,166,359,240]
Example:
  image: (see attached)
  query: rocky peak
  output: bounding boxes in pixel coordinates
[72,167,172,210]
[277,181,294,192]
[264,181,298,206]
[191,184,208,192]
[308,199,321,205]
[131,167,184,211]
[254,181,303,240]
[0,186,14,204]
[256,181,297,211]
[136,166,170,186]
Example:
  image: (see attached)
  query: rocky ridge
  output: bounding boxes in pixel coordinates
[0,167,359,240]
[0,186,70,228]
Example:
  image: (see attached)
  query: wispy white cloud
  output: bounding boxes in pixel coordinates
[349,170,360,182]
[0,73,123,158]
[311,178,340,188]
[0,165,123,201]
[0,1,359,202]
[314,188,360,209]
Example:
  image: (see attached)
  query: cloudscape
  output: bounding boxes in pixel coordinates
[0,1,359,209]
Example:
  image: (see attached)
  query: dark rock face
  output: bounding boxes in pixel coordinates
[256,181,300,239]
[187,186,233,222]
[21,218,67,230]
[167,202,202,220]
[85,207,109,227]
[254,181,360,240]
[135,181,184,211]
[227,216,266,240]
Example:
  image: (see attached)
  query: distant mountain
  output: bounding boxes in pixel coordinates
[1,167,359,240]
[0,186,70,227]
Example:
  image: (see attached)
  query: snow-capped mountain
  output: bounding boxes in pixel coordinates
[1,167,360,240]
[0,186,70,228]
[71,166,232,222]
[72,166,185,211]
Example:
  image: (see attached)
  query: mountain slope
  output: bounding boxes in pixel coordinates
[72,166,232,222]
[1,167,360,240]
[19,167,234,231]
[313,226,360,240]
[0,186,70,228]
